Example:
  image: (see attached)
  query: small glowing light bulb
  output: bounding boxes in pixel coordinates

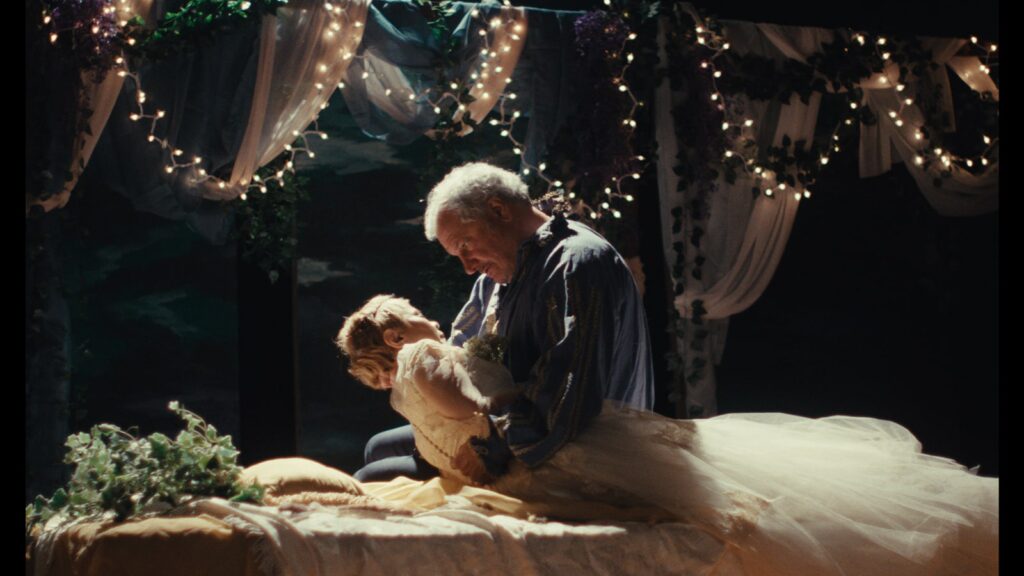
[882,52,891,60]
[713,70,722,78]
[888,111,898,119]
[895,120,904,127]
[500,130,509,137]
[554,180,563,187]
[513,111,521,118]
[199,169,207,176]
[904,98,913,105]
[338,82,346,89]
[632,173,641,180]
[990,44,998,52]
[590,212,598,219]
[619,85,628,92]
[173,149,183,156]
[983,135,991,144]
[697,37,706,45]
[914,155,924,165]
[722,43,730,50]
[765,188,774,196]
[361,72,369,79]
[695,26,704,33]
[385,88,392,96]
[626,195,634,201]
[877,37,887,45]
[604,187,612,194]
[165,166,174,174]
[778,183,787,190]
[260,186,268,193]
[194,157,203,164]
[637,155,645,161]
[711,94,719,101]
[629,33,637,40]
[569,192,576,199]
[509,93,517,99]
[721,122,730,131]
[934,147,943,155]
[971,36,978,44]
[522,168,530,176]
[754,166,763,174]
[849,102,858,110]
[513,147,522,155]
[966,159,974,167]
[725,151,734,158]
[804,190,811,199]
[744,119,754,127]
[130,114,140,121]
[147,135,155,142]
[434,107,442,114]
[981,158,989,166]
[479,29,487,37]
[458,104,466,111]
[820,157,829,165]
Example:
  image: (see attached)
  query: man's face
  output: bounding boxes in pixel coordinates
[436,205,520,284]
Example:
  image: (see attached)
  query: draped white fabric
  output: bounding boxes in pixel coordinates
[32,0,156,213]
[209,0,370,200]
[656,12,998,415]
[341,0,527,143]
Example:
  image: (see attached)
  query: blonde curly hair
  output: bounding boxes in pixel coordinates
[335,295,414,390]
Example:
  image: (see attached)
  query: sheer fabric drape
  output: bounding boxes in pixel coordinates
[31,0,157,213]
[339,0,526,145]
[210,0,371,199]
[656,9,998,415]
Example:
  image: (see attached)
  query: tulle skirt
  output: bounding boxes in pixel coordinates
[493,404,998,576]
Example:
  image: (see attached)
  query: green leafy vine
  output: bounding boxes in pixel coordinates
[26,402,263,538]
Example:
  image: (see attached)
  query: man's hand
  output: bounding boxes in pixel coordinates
[452,441,494,485]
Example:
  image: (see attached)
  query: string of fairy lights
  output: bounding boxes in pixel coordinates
[689,18,999,203]
[41,1,997,209]
[42,1,355,201]
[487,23,646,221]
[41,0,645,217]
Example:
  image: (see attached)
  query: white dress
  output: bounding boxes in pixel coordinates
[392,340,999,576]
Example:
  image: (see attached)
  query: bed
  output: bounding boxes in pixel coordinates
[27,458,736,576]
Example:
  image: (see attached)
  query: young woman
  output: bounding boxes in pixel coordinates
[336,294,998,576]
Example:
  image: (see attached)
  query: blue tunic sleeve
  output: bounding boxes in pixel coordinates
[501,243,622,468]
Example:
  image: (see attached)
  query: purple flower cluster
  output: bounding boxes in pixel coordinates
[570,11,636,204]
[45,0,123,79]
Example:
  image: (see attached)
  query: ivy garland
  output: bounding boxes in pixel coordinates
[657,1,997,416]
[26,402,264,538]
[230,157,309,283]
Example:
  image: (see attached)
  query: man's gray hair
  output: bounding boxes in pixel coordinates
[424,162,530,241]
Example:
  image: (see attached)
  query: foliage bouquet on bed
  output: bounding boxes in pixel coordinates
[26,402,263,538]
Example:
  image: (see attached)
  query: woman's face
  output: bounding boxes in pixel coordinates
[392,301,445,345]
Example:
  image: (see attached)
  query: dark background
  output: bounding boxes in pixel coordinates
[26,0,1000,503]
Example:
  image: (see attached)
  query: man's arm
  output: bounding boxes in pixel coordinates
[502,256,613,468]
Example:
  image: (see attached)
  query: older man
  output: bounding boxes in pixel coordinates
[355,162,653,481]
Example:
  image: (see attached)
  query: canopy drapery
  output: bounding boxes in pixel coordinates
[656,9,998,416]
[30,1,997,415]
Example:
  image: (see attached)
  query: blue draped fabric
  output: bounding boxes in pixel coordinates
[345,0,586,166]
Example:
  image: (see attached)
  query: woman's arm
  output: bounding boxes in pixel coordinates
[408,342,487,420]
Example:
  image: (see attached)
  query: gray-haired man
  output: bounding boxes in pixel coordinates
[355,162,653,482]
